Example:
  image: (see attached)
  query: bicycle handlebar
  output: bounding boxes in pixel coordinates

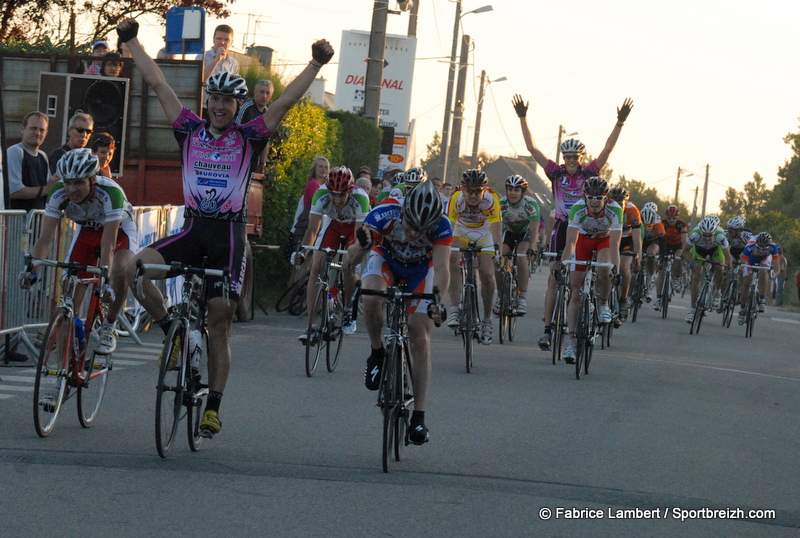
[134,260,231,308]
[450,245,497,253]
[351,280,442,326]
[302,245,349,256]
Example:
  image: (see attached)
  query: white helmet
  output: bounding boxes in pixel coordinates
[640,206,658,225]
[642,202,658,214]
[727,216,745,230]
[698,216,718,234]
[56,148,99,179]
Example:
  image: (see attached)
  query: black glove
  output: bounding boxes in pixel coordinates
[311,40,334,66]
[512,94,528,118]
[612,273,623,286]
[356,227,371,249]
[617,98,634,123]
[116,19,139,44]
[526,248,535,260]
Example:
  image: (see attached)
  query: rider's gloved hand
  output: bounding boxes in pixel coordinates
[311,39,334,66]
[290,251,305,266]
[100,285,115,302]
[18,270,37,289]
[512,94,528,118]
[612,273,623,286]
[617,98,634,123]
[116,18,139,44]
[427,303,447,328]
[356,226,372,249]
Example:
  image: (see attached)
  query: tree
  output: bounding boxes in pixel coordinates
[719,187,746,216]
[1,0,233,48]
[420,132,441,169]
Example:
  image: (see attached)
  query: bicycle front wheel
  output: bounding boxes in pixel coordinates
[508,275,518,342]
[463,286,477,373]
[155,321,186,458]
[551,285,566,365]
[78,307,110,428]
[305,285,327,377]
[498,272,510,344]
[661,273,671,320]
[690,283,708,335]
[380,341,400,473]
[575,295,590,380]
[326,285,345,373]
[34,307,72,437]
[745,291,757,338]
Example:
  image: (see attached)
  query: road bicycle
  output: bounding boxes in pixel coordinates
[601,278,620,349]
[497,248,528,344]
[689,260,721,335]
[452,242,495,373]
[530,238,544,275]
[135,259,229,459]
[26,255,112,437]
[658,254,675,320]
[720,262,741,328]
[544,252,569,365]
[564,259,616,380]
[352,281,439,473]
[739,264,765,338]
[630,265,647,323]
[302,243,349,377]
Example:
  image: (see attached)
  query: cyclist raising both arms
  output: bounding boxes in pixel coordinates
[608,186,641,321]
[512,94,633,350]
[739,231,780,318]
[23,148,138,355]
[295,166,370,342]
[494,174,541,316]
[444,169,502,345]
[348,180,451,444]
[558,178,622,363]
[682,215,731,323]
[117,18,334,439]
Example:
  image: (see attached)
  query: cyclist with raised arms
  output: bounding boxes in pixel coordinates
[444,169,502,345]
[739,231,779,318]
[23,148,138,355]
[512,94,633,350]
[681,215,731,323]
[117,17,334,439]
[654,204,688,305]
[609,186,641,321]
[494,174,541,315]
[558,178,622,364]
[639,204,667,308]
[348,180,451,444]
[295,166,370,342]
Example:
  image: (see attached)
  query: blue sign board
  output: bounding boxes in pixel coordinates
[165,7,206,55]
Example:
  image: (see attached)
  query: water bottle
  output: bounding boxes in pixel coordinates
[190,330,203,369]
[74,318,87,355]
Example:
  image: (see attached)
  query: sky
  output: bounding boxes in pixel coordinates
[134,0,800,214]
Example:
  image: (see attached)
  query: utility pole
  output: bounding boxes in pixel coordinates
[364,1,388,125]
[701,164,710,219]
[470,70,487,167]
[407,0,420,37]
[446,34,470,183]
[674,167,682,204]
[437,0,462,184]
[555,125,565,164]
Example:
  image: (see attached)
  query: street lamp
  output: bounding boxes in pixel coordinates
[437,2,493,183]
[470,70,506,167]
[554,126,579,164]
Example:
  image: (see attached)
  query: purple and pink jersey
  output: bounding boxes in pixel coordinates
[173,108,271,222]
[544,159,601,221]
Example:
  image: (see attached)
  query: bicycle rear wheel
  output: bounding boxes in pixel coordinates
[78,308,110,428]
[188,328,209,451]
[305,285,328,377]
[33,307,72,438]
[155,321,186,458]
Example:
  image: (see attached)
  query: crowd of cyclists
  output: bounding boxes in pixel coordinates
[18,19,784,452]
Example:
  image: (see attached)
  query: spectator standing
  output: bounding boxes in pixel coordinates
[202,24,238,80]
[235,79,274,124]
[83,40,110,75]
[774,248,788,306]
[49,112,94,174]
[7,111,54,211]
[90,132,116,177]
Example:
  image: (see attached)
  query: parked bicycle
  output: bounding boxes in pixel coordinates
[352,281,439,473]
[302,244,349,377]
[135,259,229,459]
[26,255,112,437]
[275,269,309,316]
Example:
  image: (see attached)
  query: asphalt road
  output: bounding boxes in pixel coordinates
[2,272,799,536]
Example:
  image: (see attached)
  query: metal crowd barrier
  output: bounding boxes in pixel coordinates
[0,206,185,363]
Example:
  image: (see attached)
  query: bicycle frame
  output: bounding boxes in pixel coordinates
[740,264,765,338]
[28,256,110,437]
[353,281,439,473]
[135,259,230,458]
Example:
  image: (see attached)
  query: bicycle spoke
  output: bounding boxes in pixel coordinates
[33,308,72,438]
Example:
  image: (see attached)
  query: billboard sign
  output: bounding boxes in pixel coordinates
[333,30,416,132]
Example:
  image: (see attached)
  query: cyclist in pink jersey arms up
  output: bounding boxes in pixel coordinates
[511,94,633,351]
[117,18,334,439]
